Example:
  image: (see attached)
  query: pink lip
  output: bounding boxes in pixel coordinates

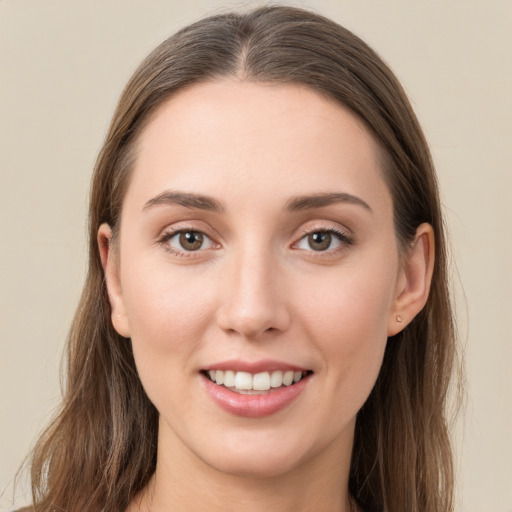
[202,359,309,374]
[201,373,311,418]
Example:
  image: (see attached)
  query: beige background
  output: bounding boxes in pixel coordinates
[0,1,510,511]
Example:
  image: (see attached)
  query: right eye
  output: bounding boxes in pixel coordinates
[160,229,214,255]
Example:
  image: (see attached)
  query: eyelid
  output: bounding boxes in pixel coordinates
[168,231,214,251]
[155,220,354,259]
[291,222,354,254]
[156,222,221,257]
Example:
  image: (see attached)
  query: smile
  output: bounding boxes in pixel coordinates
[201,364,313,418]
[204,369,311,394]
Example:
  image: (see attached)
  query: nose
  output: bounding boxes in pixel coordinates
[216,247,291,339]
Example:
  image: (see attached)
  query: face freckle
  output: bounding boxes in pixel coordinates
[106,80,403,479]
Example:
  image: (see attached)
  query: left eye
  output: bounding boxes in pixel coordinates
[167,230,214,252]
[296,230,346,252]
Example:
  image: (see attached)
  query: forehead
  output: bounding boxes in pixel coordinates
[126,80,391,216]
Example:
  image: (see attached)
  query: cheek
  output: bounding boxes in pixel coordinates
[295,260,395,392]
[298,259,395,339]
[119,260,226,424]
[119,257,220,376]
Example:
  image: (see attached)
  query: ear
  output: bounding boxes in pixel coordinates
[98,223,131,338]
[388,223,435,336]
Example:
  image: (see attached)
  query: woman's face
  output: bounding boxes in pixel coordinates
[102,81,417,478]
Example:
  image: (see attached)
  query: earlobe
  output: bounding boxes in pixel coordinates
[97,223,131,338]
[388,223,435,336]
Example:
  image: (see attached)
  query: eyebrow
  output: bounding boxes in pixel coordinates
[143,191,225,213]
[284,192,372,213]
[142,190,372,215]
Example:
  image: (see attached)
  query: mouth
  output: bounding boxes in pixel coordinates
[201,369,313,394]
[199,359,314,418]
[200,365,313,417]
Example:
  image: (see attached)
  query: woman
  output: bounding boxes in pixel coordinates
[21,6,458,512]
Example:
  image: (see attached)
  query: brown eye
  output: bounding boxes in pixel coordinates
[164,230,214,253]
[296,228,350,253]
[307,232,332,251]
[179,231,204,251]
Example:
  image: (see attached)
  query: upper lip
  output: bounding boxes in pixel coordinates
[202,359,310,374]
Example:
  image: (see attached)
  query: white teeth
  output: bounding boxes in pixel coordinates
[206,369,308,392]
[270,371,283,388]
[283,371,294,386]
[223,370,235,387]
[235,371,253,390]
[253,372,271,391]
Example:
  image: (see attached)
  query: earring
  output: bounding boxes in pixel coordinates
[396,315,403,322]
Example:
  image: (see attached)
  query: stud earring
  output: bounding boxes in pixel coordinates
[396,315,403,323]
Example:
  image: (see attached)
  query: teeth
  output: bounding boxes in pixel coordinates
[253,372,271,391]
[223,370,235,387]
[270,371,283,388]
[235,371,253,390]
[205,369,308,392]
[282,371,294,386]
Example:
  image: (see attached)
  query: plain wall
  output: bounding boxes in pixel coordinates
[1,1,511,511]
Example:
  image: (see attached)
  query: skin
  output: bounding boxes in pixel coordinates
[98,81,434,512]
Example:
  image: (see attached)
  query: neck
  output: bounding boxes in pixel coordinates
[129,419,356,512]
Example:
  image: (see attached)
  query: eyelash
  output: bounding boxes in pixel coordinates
[156,225,354,258]
[156,228,216,258]
[293,225,354,257]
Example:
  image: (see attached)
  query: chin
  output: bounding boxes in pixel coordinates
[188,426,325,480]
[202,449,306,479]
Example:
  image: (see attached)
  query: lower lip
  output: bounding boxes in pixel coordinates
[202,374,310,418]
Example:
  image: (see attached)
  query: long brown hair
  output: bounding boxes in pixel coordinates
[22,6,458,512]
